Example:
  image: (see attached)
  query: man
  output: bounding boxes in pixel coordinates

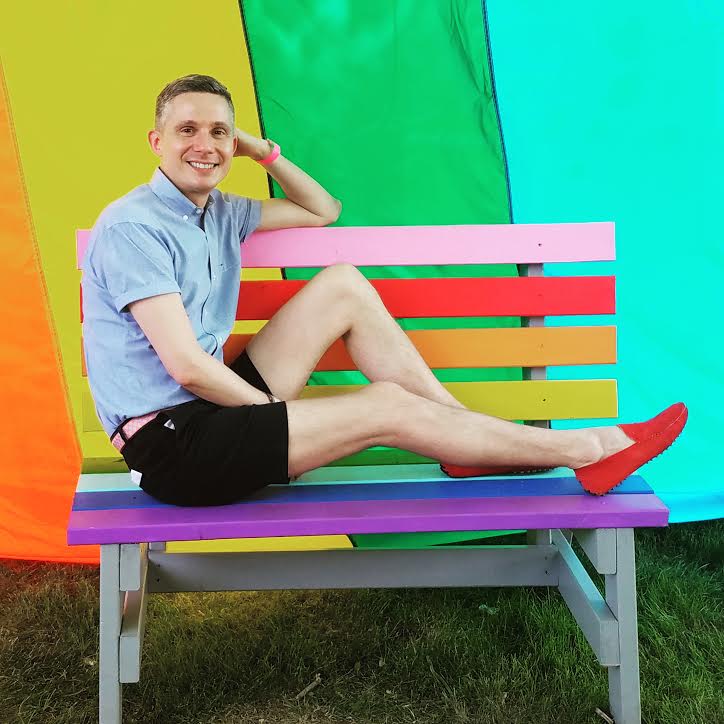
[82,74,686,506]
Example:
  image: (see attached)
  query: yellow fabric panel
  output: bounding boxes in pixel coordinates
[0,2,268,485]
[165,535,353,553]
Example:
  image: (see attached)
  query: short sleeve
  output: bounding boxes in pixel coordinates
[237,197,262,243]
[93,223,181,313]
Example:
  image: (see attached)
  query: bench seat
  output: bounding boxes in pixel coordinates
[68,466,668,546]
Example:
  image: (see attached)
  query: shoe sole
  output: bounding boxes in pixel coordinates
[440,466,553,478]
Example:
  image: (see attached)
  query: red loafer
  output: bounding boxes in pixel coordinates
[575,402,688,496]
[440,402,687,483]
[617,401,686,443]
[440,463,554,478]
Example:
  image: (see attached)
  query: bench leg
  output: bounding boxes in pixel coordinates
[99,544,123,724]
[605,528,641,724]
[526,529,552,545]
[528,529,574,546]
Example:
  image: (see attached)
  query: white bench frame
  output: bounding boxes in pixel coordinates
[98,527,641,723]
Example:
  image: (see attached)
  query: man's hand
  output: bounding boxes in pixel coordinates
[233,128,272,161]
[127,293,269,406]
[233,127,343,230]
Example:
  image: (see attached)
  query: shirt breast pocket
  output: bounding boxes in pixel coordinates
[219,261,240,281]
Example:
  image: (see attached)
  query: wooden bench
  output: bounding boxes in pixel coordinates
[69,222,669,724]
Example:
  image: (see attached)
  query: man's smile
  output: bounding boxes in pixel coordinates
[187,161,218,170]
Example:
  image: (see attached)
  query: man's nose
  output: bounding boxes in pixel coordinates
[192,132,215,151]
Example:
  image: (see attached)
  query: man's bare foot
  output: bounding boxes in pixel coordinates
[570,426,635,470]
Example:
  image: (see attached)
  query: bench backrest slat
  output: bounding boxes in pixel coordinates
[79,326,616,375]
[233,276,616,320]
[77,276,615,322]
[226,326,617,369]
[79,378,617,434]
[75,222,615,269]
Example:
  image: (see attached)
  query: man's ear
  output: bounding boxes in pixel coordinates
[148,129,162,157]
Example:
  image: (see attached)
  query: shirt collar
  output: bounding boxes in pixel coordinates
[149,168,215,217]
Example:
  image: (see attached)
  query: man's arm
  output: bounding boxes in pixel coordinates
[235,130,342,231]
[128,293,272,406]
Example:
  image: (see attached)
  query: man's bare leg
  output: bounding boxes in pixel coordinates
[285,381,630,479]
[241,264,632,478]
[245,263,464,408]
[339,271,465,408]
[333,276,626,471]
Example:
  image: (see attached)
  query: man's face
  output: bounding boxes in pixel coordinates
[148,92,236,205]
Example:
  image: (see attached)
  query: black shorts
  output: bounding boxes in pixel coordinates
[120,350,290,506]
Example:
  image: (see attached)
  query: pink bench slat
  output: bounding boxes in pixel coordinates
[76,222,615,269]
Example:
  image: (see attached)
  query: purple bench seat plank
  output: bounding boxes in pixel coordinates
[67,493,669,545]
[71,475,653,512]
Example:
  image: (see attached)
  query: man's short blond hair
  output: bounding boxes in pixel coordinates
[155,74,235,128]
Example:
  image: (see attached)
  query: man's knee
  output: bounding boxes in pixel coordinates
[357,381,419,446]
[361,380,413,417]
[319,263,375,301]
[364,379,406,398]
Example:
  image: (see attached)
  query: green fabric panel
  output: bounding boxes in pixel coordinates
[242,0,521,547]
[351,530,523,549]
[241,0,521,392]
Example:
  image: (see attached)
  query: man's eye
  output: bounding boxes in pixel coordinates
[214,129,227,135]
[180,127,193,133]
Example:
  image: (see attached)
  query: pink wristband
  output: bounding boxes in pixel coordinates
[258,141,281,165]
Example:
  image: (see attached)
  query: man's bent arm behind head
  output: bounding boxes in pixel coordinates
[233,128,341,231]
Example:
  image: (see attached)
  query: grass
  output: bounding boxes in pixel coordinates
[0,521,722,724]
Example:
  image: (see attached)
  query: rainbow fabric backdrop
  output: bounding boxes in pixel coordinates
[1,1,722,563]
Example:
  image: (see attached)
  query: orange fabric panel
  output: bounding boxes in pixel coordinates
[0,63,91,563]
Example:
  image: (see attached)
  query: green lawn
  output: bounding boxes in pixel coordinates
[1,521,722,724]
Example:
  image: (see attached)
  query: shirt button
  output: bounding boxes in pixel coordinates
[195,208,202,215]
[182,215,188,221]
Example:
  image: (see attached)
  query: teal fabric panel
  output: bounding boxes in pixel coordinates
[485,1,724,521]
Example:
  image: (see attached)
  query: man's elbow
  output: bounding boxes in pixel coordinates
[173,366,195,389]
[168,351,204,388]
[316,198,342,226]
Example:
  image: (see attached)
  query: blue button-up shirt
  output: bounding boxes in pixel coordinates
[82,168,262,436]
